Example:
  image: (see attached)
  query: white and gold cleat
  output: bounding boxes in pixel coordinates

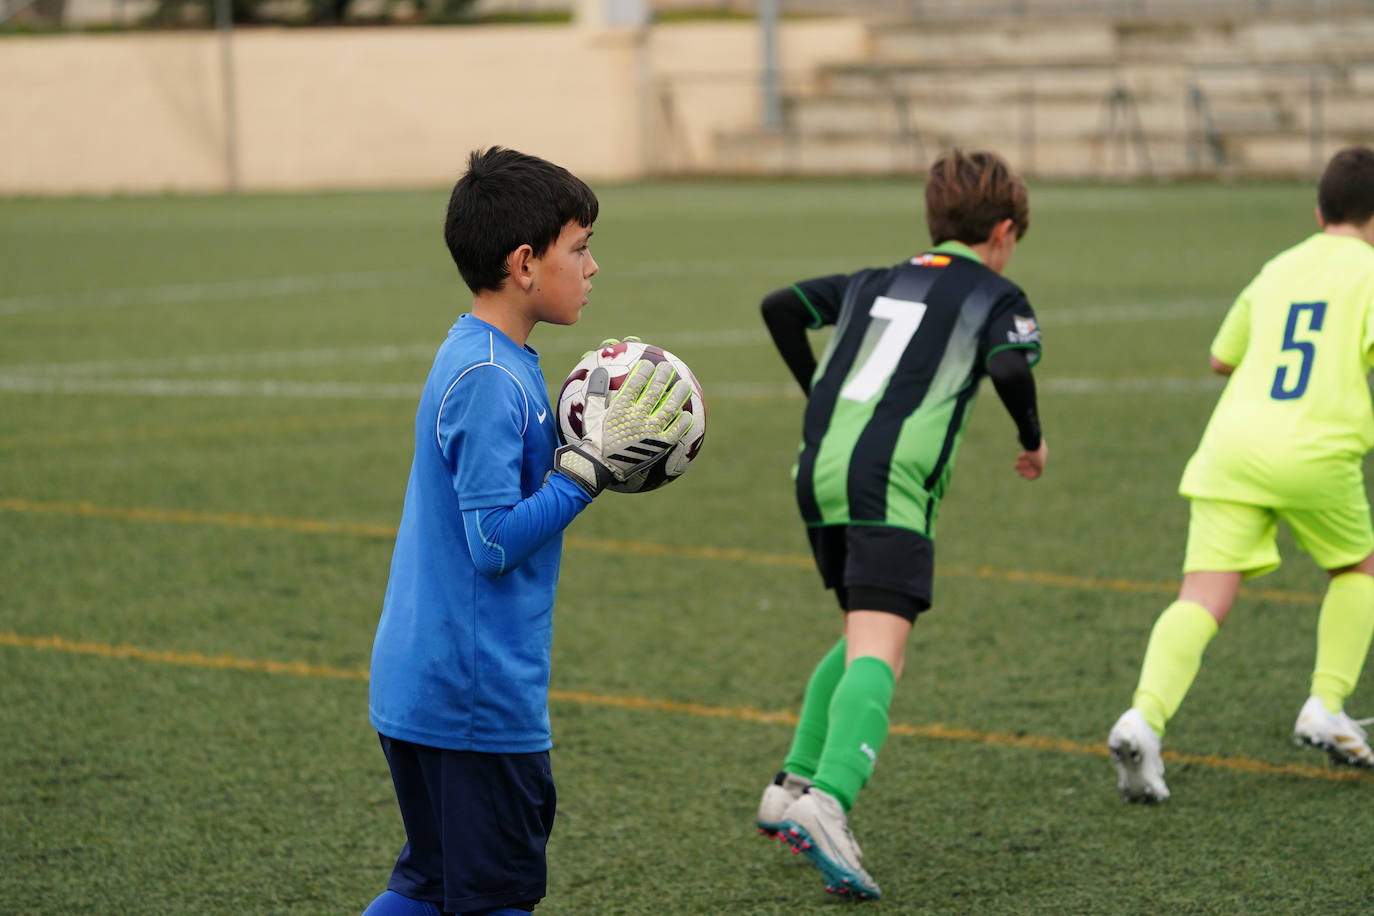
[1293,696,1374,768]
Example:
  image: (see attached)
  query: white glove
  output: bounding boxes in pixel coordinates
[555,357,694,496]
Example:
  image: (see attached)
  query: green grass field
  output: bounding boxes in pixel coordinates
[3,179,1373,914]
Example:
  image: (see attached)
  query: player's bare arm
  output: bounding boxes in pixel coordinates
[1209,354,1235,375]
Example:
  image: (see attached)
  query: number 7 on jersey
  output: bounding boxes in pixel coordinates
[840,296,929,403]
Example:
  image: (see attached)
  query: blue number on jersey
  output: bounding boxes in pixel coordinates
[1270,301,1326,401]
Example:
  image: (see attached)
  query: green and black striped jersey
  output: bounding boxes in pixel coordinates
[792,242,1041,538]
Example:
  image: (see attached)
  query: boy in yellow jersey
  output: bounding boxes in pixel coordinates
[1108,146,1374,802]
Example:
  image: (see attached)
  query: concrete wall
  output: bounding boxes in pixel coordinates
[0,19,867,194]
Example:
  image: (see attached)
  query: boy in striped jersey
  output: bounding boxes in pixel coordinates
[755,149,1048,900]
[1108,146,1374,803]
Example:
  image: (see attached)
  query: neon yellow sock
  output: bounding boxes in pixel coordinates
[782,638,847,779]
[1132,600,1219,736]
[1311,572,1374,713]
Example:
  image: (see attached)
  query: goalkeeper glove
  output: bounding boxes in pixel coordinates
[554,357,694,496]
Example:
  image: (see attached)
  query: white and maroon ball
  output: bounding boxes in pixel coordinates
[556,339,706,493]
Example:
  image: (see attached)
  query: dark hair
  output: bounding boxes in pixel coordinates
[444,146,600,293]
[925,148,1029,246]
[1318,146,1374,227]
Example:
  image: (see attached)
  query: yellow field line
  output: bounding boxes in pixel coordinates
[0,496,1324,604]
[0,496,396,538]
[0,632,368,679]
[2,629,1366,786]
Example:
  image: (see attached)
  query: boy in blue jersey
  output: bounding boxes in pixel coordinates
[363,147,693,916]
[1108,146,1374,803]
[754,149,1048,901]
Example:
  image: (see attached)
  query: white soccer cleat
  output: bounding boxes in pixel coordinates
[1293,696,1374,768]
[756,772,811,838]
[1108,708,1171,803]
[779,788,882,901]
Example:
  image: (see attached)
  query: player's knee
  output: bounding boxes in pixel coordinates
[1326,551,1374,578]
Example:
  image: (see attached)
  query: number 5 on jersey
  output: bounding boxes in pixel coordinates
[1271,301,1326,401]
[840,296,929,403]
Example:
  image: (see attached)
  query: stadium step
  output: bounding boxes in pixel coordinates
[707,9,1374,178]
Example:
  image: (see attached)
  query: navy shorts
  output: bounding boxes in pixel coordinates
[379,734,556,914]
[807,524,934,622]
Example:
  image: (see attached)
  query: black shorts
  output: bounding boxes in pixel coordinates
[807,524,934,622]
[379,734,555,914]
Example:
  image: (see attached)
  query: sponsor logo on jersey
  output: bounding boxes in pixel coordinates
[1007,315,1041,344]
[912,253,952,267]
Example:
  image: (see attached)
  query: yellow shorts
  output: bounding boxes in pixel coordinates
[1183,497,1374,579]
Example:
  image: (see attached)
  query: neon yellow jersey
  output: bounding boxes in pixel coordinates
[1180,232,1374,507]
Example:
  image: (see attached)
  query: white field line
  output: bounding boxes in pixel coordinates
[0,258,861,317]
[2,299,1219,378]
[8,344,444,379]
[0,298,1229,400]
[1042,375,1223,395]
[0,252,1227,320]
[0,256,888,317]
[1,328,770,378]
[1046,300,1221,325]
[0,376,423,399]
[0,269,440,316]
[0,374,1222,401]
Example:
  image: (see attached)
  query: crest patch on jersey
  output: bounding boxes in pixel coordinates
[912,253,952,267]
[1007,315,1040,344]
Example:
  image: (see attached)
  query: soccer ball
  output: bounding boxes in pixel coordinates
[556,339,706,493]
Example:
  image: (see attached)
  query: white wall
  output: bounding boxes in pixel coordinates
[0,18,867,193]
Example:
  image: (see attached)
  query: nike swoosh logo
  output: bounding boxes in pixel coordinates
[536,408,547,423]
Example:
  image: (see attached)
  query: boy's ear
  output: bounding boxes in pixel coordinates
[506,244,536,291]
[990,218,1015,246]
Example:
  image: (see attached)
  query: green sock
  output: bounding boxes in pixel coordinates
[781,638,847,779]
[1311,572,1374,713]
[811,656,895,812]
[1132,600,1218,737]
